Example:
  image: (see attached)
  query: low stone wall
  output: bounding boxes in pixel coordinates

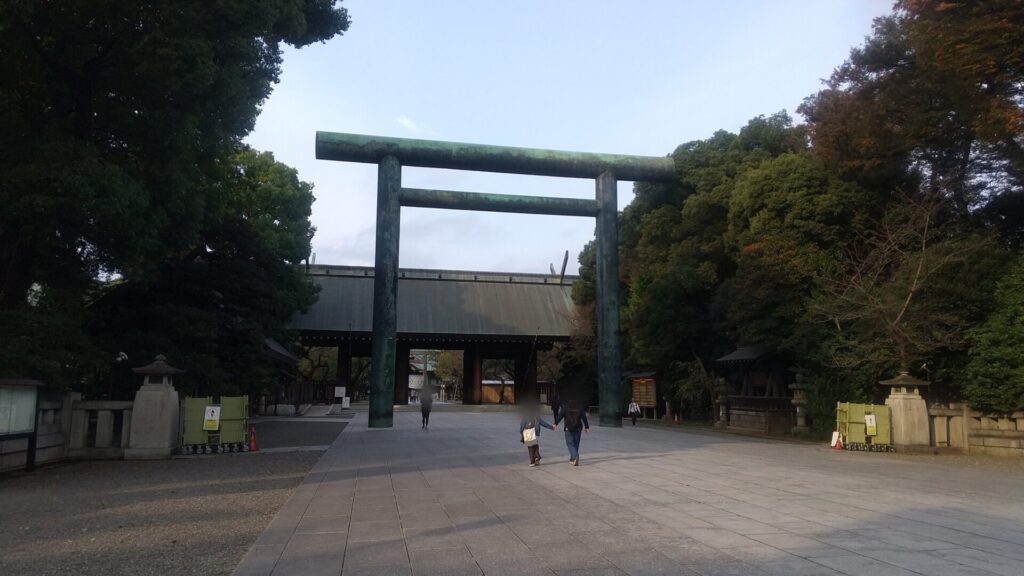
[1,393,139,472]
[929,403,1024,457]
[68,399,134,459]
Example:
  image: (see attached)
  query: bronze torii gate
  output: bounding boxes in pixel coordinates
[315,132,675,428]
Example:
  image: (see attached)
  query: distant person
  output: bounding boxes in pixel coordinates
[555,398,589,466]
[519,402,556,467]
[549,391,560,422]
[421,384,434,430]
[627,398,641,426]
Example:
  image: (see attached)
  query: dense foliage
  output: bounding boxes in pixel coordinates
[0,1,349,394]
[574,0,1024,428]
[964,256,1024,413]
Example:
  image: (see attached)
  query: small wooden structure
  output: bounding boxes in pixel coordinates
[716,346,795,435]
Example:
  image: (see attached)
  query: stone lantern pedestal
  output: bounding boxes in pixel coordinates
[125,355,183,460]
[789,373,808,434]
[880,370,930,449]
[714,378,730,429]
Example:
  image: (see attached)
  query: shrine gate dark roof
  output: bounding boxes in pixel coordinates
[291,265,578,341]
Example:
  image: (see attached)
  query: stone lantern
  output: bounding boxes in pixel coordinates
[879,370,929,449]
[789,372,808,433]
[125,355,183,460]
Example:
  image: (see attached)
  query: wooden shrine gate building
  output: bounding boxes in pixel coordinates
[292,264,577,406]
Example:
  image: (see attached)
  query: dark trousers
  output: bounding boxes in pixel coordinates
[565,428,582,460]
[630,413,637,425]
[421,410,430,427]
[527,444,540,463]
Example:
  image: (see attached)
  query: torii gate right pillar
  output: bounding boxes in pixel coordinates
[596,171,622,427]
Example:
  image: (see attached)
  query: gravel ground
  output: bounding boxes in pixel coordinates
[0,451,321,576]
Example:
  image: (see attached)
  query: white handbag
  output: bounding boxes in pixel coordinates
[522,425,537,445]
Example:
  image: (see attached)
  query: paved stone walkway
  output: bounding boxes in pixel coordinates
[233,411,1024,576]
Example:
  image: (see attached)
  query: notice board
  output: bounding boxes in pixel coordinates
[632,378,656,408]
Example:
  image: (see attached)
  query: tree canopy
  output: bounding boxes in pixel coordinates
[573,1,1024,427]
[0,1,349,392]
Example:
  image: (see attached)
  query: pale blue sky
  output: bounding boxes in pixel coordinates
[246,0,892,274]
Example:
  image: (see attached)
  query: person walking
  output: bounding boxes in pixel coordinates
[555,399,589,466]
[548,391,560,423]
[421,383,433,429]
[622,397,638,424]
[519,404,556,467]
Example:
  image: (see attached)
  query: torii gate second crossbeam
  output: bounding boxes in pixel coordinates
[315,131,676,428]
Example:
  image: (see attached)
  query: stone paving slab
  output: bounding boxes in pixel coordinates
[233,411,1024,576]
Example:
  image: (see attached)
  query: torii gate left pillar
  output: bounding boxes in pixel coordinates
[316,132,676,428]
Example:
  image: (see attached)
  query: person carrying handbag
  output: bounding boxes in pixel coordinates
[519,406,556,467]
[627,398,641,426]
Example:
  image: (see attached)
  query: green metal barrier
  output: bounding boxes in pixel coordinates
[180,395,249,454]
[836,402,893,451]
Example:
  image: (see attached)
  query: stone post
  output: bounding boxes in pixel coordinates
[125,355,182,460]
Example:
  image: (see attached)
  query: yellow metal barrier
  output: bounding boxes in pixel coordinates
[180,395,249,454]
[836,402,893,451]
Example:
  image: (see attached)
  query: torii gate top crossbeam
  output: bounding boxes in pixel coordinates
[316,131,676,182]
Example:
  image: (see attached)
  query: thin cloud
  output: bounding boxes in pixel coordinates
[395,115,423,133]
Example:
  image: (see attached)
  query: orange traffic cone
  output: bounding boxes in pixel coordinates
[248,426,259,452]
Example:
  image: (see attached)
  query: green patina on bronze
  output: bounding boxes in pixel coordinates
[316,131,675,182]
[399,188,599,217]
[317,132,675,429]
[595,170,622,428]
[369,155,401,428]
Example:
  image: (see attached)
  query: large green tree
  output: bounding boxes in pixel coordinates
[0,1,349,386]
[566,1,1024,430]
[87,149,319,398]
[620,113,807,375]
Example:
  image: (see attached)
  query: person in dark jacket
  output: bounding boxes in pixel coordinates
[420,383,434,429]
[519,403,556,467]
[554,399,590,466]
[548,391,560,423]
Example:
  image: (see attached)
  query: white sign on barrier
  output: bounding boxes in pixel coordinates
[334,386,346,398]
[864,414,877,436]
[203,406,221,431]
[342,397,350,409]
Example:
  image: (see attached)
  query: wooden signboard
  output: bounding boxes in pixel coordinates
[632,378,656,408]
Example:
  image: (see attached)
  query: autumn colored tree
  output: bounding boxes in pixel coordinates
[800,1,1023,219]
